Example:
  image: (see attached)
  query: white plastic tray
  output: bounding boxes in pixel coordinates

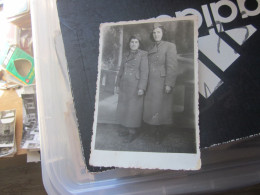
[31,0,260,194]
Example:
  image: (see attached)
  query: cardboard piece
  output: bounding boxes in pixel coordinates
[4,0,31,28]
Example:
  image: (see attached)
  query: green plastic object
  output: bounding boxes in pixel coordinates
[1,45,35,85]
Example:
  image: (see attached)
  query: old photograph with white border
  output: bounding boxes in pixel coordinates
[0,110,16,149]
[90,16,200,170]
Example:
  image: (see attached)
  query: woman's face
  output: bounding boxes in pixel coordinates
[153,27,163,42]
[129,38,140,51]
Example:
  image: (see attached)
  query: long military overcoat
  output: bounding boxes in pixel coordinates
[116,49,148,128]
[143,41,178,125]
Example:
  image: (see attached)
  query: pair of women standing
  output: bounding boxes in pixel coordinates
[116,23,178,143]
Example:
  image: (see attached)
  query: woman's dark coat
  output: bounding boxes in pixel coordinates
[116,49,148,128]
[143,41,178,125]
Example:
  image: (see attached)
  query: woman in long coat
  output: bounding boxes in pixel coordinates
[143,23,178,135]
[116,35,149,139]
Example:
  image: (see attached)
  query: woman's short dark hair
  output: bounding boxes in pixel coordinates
[150,26,166,42]
[127,34,143,50]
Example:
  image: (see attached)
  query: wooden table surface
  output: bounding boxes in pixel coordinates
[0,89,259,194]
[0,154,47,195]
[0,89,47,194]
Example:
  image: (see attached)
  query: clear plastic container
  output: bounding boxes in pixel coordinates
[30,0,260,194]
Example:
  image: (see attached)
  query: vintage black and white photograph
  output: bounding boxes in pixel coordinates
[0,147,14,157]
[90,16,200,170]
[0,109,16,148]
[20,93,40,149]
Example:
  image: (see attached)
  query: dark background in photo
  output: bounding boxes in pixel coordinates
[95,20,196,153]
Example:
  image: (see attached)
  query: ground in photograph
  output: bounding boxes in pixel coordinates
[95,119,196,153]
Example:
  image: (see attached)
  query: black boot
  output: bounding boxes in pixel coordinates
[154,126,165,145]
[123,128,138,143]
[118,126,129,137]
[118,130,129,136]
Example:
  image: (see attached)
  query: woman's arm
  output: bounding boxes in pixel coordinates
[138,52,149,91]
[115,60,125,87]
[165,43,178,88]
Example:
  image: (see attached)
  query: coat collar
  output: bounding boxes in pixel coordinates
[125,50,140,62]
[148,44,157,54]
[148,41,166,54]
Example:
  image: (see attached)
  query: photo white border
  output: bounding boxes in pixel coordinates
[90,16,201,170]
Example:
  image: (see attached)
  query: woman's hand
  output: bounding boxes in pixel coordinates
[137,89,144,96]
[165,86,172,94]
[114,86,119,94]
